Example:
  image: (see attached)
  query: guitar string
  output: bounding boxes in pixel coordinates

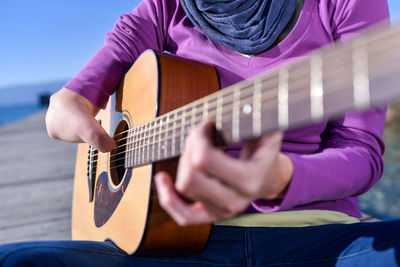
[108,24,400,143]
[89,90,277,166]
[98,86,277,152]
[106,25,400,148]
[97,31,399,154]
[102,62,387,161]
[87,29,400,169]
[88,45,400,168]
[93,71,288,154]
[98,53,356,156]
[120,34,399,146]
[111,71,282,140]
[91,62,398,173]
[89,50,399,171]
[89,76,386,172]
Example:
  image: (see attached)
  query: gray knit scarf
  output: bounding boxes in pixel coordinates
[180,0,297,54]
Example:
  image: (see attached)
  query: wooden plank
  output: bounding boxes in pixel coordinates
[0,217,71,244]
[0,110,76,244]
[0,177,72,228]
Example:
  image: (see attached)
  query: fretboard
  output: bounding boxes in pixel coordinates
[125,22,400,169]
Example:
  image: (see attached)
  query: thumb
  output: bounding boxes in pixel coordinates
[241,131,283,159]
[251,131,283,160]
[82,117,116,153]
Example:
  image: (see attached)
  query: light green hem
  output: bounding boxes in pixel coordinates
[215,210,360,227]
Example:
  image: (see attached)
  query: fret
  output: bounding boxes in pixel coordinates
[191,105,197,131]
[137,125,142,165]
[352,39,370,109]
[185,108,192,138]
[130,128,134,167]
[139,125,144,165]
[142,125,146,165]
[203,99,209,120]
[151,120,157,161]
[158,118,162,161]
[163,117,168,159]
[216,95,223,130]
[172,112,176,157]
[133,127,138,166]
[210,98,218,124]
[135,127,140,166]
[145,123,149,164]
[124,130,128,167]
[310,55,324,121]
[148,122,153,163]
[180,111,186,153]
[150,120,157,161]
[129,127,133,166]
[145,124,149,163]
[155,120,160,162]
[151,121,155,162]
[120,24,400,170]
[253,78,262,137]
[174,111,183,154]
[278,68,289,130]
[125,129,131,167]
[232,88,240,142]
[142,125,147,165]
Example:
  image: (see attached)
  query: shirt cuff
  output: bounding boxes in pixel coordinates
[64,80,110,109]
[250,152,305,213]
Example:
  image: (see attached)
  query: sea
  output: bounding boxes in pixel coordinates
[0,104,45,126]
[0,80,67,127]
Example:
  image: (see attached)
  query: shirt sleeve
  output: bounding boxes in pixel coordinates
[252,0,390,214]
[64,0,173,108]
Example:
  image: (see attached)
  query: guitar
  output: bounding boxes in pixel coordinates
[72,22,400,255]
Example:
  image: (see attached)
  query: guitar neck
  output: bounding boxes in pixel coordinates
[124,22,400,168]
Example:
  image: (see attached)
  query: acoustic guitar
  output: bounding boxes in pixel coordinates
[72,22,400,255]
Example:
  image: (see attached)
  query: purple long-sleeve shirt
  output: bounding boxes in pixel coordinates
[65,0,390,218]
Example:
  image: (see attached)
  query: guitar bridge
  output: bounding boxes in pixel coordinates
[87,145,98,202]
[87,120,101,202]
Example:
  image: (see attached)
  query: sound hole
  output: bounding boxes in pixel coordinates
[110,120,129,187]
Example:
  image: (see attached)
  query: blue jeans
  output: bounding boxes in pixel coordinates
[1,220,400,266]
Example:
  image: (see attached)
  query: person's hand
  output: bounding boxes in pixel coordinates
[155,120,293,226]
[45,88,116,152]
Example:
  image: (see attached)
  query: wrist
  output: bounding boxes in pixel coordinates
[275,153,294,198]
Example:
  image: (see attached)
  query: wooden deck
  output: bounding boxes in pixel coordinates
[0,110,76,244]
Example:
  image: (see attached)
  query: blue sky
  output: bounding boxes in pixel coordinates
[0,0,400,88]
[0,0,140,88]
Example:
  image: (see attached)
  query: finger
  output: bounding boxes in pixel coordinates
[46,88,116,152]
[82,117,116,153]
[185,121,247,184]
[240,139,259,160]
[249,131,283,161]
[175,168,250,217]
[187,128,283,198]
[155,172,215,226]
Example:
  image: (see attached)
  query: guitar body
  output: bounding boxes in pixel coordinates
[72,50,219,255]
[71,22,400,256]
